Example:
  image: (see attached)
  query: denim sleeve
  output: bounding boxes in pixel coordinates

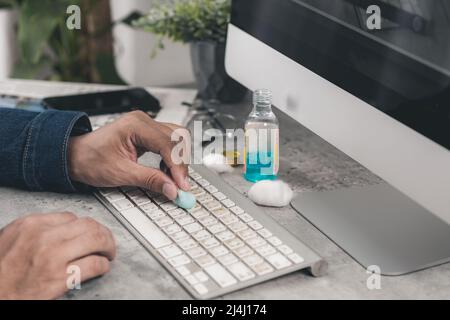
[0,108,92,193]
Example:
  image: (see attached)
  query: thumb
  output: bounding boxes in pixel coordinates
[125,162,178,200]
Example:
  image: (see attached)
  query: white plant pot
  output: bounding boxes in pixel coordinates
[0,8,17,80]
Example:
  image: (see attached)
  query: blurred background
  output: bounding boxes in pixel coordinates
[0,0,197,87]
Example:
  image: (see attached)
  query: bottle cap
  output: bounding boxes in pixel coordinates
[253,89,272,105]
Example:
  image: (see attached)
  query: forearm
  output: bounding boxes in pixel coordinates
[0,108,92,193]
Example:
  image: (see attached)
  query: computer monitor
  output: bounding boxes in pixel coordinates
[225,0,450,275]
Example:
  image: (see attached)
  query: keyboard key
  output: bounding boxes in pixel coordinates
[171,231,190,243]
[218,253,239,266]
[191,188,206,197]
[266,253,292,269]
[288,253,305,264]
[204,200,222,211]
[105,191,126,202]
[127,190,152,206]
[159,244,182,259]
[201,237,220,249]
[168,254,191,267]
[243,254,264,267]
[212,192,227,201]
[190,172,202,180]
[252,262,275,276]
[176,266,190,277]
[194,271,209,283]
[216,231,235,242]
[197,179,210,187]
[195,254,216,268]
[257,229,273,238]
[191,209,209,219]
[147,209,165,220]
[237,229,257,241]
[193,230,211,241]
[163,224,182,235]
[229,221,247,233]
[184,222,203,234]
[140,203,159,214]
[120,208,171,249]
[207,223,227,234]
[197,194,214,204]
[227,262,255,282]
[211,207,230,218]
[239,213,253,223]
[111,198,134,211]
[185,274,198,286]
[209,245,229,258]
[167,208,184,218]
[205,185,218,194]
[278,245,294,255]
[247,236,267,249]
[221,199,235,208]
[155,216,173,228]
[267,237,283,247]
[219,214,239,225]
[99,187,116,196]
[256,244,277,257]
[186,246,207,259]
[179,238,198,251]
[188,203,202,213]
[233,245,254,258]
[248,221,263,231]
[199,216,217,227]
[177,216,195,226]
[121,186,137,193]
[224,238,245,251]
[161,202,178,212]
[193,283,208,295]
[204,264,237,288]
[153,195,169,205]
[230,206,245,215]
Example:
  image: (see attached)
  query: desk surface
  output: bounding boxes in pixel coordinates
[0,80,449,299]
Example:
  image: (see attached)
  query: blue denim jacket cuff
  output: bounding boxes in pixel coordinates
[22,110,92,193]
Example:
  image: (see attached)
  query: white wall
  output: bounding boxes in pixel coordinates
[0,9,17,80]
[110,0,195,87]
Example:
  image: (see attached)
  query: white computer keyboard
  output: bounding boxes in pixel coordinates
[96,164,326,299]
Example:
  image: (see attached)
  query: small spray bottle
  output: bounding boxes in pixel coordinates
[244,89,279,182]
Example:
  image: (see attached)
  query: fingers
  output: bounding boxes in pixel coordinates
[131,116,190,191]
[59,220,116,262]
[70,255,110,283]
[17,212,78,227]
[125,161,179,200]
[47,216,113,244]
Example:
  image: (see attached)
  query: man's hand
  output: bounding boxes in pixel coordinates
[68,111,191,200]
[0,212,116,300]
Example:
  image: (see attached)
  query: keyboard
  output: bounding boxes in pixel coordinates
[95,165,326,299]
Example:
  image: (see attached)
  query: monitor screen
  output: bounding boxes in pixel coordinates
[231,0,450,150]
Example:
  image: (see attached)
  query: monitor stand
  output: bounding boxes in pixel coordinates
[291,183,450,275]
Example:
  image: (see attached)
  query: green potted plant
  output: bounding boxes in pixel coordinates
[133,0,246,103]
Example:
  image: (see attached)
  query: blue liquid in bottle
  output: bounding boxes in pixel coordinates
[244,89,279,182]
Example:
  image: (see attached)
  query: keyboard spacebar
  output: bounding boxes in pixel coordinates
[120,207,172,249]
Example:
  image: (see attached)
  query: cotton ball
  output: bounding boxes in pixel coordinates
[248,180,293,207]
[202,153,233,174]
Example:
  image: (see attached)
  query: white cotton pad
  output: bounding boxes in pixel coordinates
[248,180,294,207]
[202,153,233,174]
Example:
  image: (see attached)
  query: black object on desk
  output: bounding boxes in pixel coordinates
[42,88,161,116]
